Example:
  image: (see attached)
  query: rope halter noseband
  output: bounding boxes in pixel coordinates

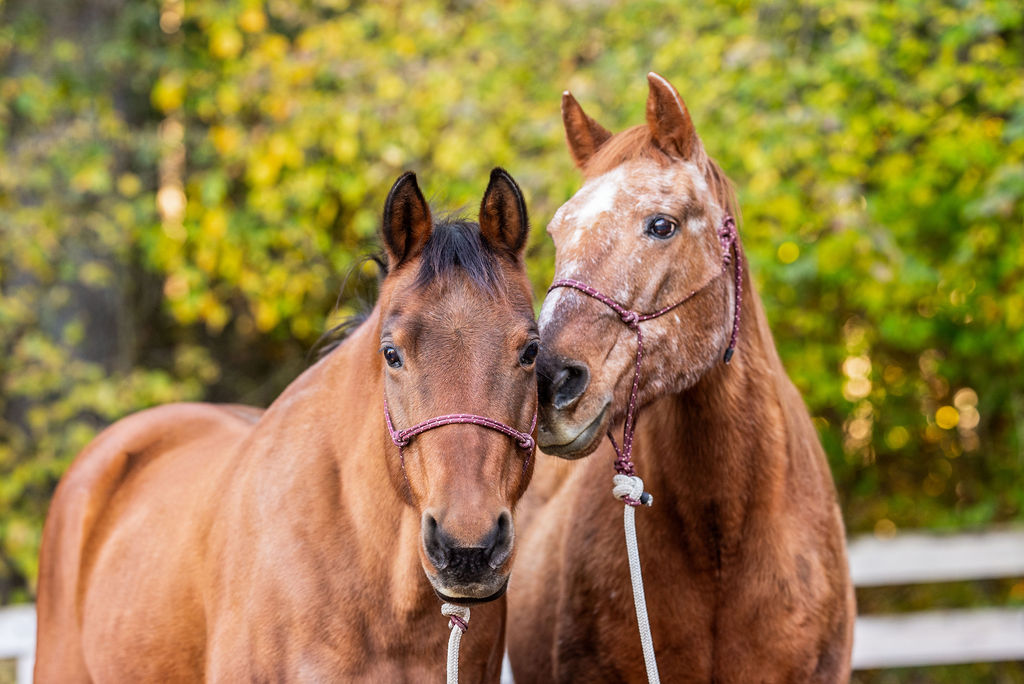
[546,213,743,684]
[382,393,536,683]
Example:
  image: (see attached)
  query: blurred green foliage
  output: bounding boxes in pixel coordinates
[1,0,1023,676]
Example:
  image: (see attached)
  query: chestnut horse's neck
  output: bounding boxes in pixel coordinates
[629,272,814,566]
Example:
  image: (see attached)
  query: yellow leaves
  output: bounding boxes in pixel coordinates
[376,73,405,100]
[777,241,800,264]
[935,406,959,430]
[210,25,244,60]
[117,173,142,198]
[216,85,242,117]
[70,160,112,195]
[199,292,230,334]
[152,72,185,112]
[210,124,242,156]
[238,7,267,33]
[332,135,359,163]
[201,207,229,240]
[393,34,417,57]
[254,299,279,332]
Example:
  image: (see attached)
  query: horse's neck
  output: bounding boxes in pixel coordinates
[245,309,431,612]
[633,288,801,555]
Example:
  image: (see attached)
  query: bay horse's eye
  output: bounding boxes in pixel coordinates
[645,215,678,239]
[519,341,539,367]
[383,346,403,369]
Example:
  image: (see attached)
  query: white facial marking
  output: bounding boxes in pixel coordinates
[572,166,627,225]
[538,287,565,329]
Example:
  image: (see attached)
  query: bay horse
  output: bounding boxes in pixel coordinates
[507,74,854,682]
[35,168,540,682]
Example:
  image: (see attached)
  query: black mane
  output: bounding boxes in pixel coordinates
[313,216,501,360]
[413,216,502,292]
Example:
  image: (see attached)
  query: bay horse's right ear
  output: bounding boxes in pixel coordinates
[479,167,529,258]
[382,171,433,271]
[562,91,612,169]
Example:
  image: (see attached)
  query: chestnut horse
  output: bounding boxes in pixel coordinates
[35,169,540,682]
[508,74,854,682]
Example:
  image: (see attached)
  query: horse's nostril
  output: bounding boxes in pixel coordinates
[551,361,590,410]
[422,514,450,570]
[487,511,514,569]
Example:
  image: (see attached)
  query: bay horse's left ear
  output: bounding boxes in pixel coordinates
[479,167,529,258]
[382,171,433,271]
[646,72,701,160]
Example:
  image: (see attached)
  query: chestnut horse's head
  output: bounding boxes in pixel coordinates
[537,73,739,458]
[376,169,537,603]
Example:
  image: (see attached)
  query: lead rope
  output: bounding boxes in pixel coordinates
[549,215,742,684]
[441,603,470,684]
[612,473,659,684]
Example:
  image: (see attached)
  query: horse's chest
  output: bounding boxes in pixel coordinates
[558,518,827,682]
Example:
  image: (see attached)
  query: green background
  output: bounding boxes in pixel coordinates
[2,0,1022,680]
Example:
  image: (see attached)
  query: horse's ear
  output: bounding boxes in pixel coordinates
[479,168,529,258]
[645,72,700,159]
[562,91,612,169]
[382,171,432,270]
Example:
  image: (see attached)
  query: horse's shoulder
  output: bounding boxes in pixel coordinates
[51,403,256,518]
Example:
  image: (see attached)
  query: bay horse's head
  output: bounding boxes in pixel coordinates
[537,73,739,458]
[377,169,537,603]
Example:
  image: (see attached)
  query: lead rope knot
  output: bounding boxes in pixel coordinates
[611,474,661,684]
[441,603,470,684]
[612,473,653,508]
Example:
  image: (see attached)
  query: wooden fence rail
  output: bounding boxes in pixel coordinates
[4,529,1024,682]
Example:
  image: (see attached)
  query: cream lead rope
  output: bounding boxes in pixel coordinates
[441,603,470,684]
[612,474,661,684]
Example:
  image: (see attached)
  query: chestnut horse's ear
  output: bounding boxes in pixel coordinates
[562,91,612,169]
[382,171,433,270]
[479,167,529,258]
[645,72,700,159]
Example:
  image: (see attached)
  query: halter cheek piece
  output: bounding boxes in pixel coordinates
[383,395,537,476]
[548,214,743,490]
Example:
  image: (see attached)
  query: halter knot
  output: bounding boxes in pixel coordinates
[612,474,652,508]
[441,603,470,633]
[620,310,641,328]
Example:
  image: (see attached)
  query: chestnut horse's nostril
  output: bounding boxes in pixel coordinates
[422,514,450,570]
[542,358,590,410]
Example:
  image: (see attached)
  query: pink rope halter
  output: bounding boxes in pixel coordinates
[383,395,537,473]
[548,215,743,502]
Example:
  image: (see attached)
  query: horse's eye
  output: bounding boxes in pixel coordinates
[383,346,403,369]
[519,341,539,367]
[646,215,677,239]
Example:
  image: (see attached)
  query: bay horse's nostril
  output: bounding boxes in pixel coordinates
[548,360,590,410]
[422,511,514,576]
[486,511,514,569]
[422,513,450,570]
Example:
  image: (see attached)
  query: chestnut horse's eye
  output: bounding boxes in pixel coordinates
[519,341,539,367]
[383,346,403,369]
[645,215,678,239]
